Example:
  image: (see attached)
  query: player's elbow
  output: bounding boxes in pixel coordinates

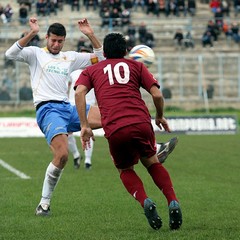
[150,86,163,99]
[75,85,88,104]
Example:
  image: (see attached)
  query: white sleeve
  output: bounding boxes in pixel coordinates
[5,41,36,63]
[93,46,105,62]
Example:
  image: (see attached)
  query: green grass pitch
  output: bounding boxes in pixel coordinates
[0,134,239,240]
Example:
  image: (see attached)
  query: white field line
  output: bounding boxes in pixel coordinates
[0,159,31,179]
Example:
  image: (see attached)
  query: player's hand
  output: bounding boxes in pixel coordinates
[155,116,171,133]
[78,18,94,36]
[29,17,39,34]
[80,126,95,150]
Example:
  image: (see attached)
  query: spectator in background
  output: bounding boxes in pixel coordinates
[145,30,155,48]
[19,83,33,101]
[176,0,187,17]
[18,0,32,12]
[76,36,87,52]
[123,0,133,11]
[85,0,98,11]
[220,0,230,17]
[187,0,196,16]
[127,22,137,39]
[230,21,240,43]
[126,23,137,50]
[19,3,28,25]
[110,8,121,28]
[173,28,184,48]
[166,0,177,16]
[184,31,194,48]
[100,6,110,28]
[207,19,219,42]
[0,4,8,24]
[209,0,220,14]
[0,4,7,23]
[2,74,14,93]
[71,0,80,11]
[125,34,136,51]
[214,7,223,28]
[0,85,11,101]
[133,0,145,12]
[121,8,131,27]
[111,0,122,12]
[202,30,214,48]
[146,0,157,16]
[156,0,168,17]
[222,20,232,45]
[4,3,14,22]
[46,0,58,16]
[234,0,240,17]
[36,0,47,16]
[99,0,110,10]
[138,21,147,43]
[57,0,64,11]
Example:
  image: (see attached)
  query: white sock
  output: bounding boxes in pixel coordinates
[68,134,80,159]
[39,162,63,206]
[84,138,94,165]
[156,143,161,153]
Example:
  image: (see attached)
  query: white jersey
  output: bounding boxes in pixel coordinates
[69,69,96,106]
[5,41,103,106]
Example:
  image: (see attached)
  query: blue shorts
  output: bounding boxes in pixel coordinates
[36,101,90,145]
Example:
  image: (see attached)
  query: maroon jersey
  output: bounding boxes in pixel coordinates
[75,58,160,138]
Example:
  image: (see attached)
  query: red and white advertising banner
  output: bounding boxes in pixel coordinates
[0,115,237,138]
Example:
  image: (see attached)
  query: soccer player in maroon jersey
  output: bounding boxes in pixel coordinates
[74,33,182,231]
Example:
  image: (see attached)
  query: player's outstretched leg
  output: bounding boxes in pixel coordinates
[144,198,162,230]
[157,137,178,163]
[169,200,182,230]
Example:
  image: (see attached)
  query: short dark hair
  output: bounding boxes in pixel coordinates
[47,23,66,37]
[103,33,126,59]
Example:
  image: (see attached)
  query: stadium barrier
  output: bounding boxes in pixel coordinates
[0,116,237,138]
[1,54,240,110]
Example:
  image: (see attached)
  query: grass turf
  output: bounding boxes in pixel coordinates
[0,134,239,240]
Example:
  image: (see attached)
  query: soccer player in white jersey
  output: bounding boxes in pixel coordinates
[5,17,104,216]
[5,17,178,217]
[68,47,96,170]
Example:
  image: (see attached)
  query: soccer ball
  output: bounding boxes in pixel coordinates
[128,45,155,67]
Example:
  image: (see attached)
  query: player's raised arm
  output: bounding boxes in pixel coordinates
[18,17,40,48]
[77,18,102,49]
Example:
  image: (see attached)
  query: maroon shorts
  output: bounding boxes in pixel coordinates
[107,122,157,169]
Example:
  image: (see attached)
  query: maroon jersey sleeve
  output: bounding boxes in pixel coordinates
[138,63,160,92]
[74,68,92,91]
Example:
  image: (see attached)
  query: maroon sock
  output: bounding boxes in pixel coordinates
[120,169,147,207]
[148,162,178,205]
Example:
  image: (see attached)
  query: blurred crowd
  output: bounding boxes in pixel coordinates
[0,0,240,52]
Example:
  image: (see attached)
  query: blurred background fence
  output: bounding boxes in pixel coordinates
[1,54,240,111]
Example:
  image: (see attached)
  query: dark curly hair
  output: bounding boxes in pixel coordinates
[103,33,127,59]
